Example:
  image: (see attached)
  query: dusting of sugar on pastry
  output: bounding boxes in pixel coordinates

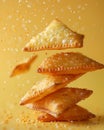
[23,19,84,51]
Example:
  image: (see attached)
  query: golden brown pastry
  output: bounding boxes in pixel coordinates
[26,87,93,117]
[38,105,95,122]
[10,54,37,77]
[23,19,84,51]
[38,52,104,75]
[20,74,83,105]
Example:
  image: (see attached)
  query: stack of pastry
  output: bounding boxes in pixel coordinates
[11,19,104,122]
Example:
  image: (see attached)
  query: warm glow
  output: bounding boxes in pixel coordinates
[0,0,104,129]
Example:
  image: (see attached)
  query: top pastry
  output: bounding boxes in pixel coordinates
[23,19,84,51]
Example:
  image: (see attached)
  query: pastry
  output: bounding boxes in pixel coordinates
[20,74,83,105]
[38,105,95,122]
[26,87,92,117]
[38,52,104,75]
[23,19,84,51]
[10,54,37,77]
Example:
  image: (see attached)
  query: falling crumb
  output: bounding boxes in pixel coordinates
[72,10,76,14]
[68,19,71,22]
[63,124,67,128]
[84,3,88,7]
[78,16,81,20]
[18,0,22,3]
[18,36,22,41]
[8,15,13,19]
[28,19,32,23]
[2,27,7,31]
[3,80,7,84]
[21,83,25,87]
[16,118,21,123]
[86,125,91,129]
[77,5,81,9]
[42,1,46,5]
[15,48,19,52]
[16,17,19,21]
[22,24,28,31]
[27,4,32,8]
[42,17,45,21]
[16,9,20,13]
[3,48,6,52]
[67,6,72,10]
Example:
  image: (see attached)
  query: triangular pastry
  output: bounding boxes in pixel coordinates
[20,74,84,105]
[38,52,104,75]
[10,54,37,77]
[26,87,92,117]
[38,105,95,122]
[23,19,84,51]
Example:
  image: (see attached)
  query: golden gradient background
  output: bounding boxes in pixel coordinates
[0,0,104,129]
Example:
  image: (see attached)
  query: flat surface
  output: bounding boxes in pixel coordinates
[0,0,104,130]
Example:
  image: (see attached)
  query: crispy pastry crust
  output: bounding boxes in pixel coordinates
[20,74,83,105]
[38,52,104,75]
[38,105,95,122]
[26,87,93,117]
[23,19,84,51]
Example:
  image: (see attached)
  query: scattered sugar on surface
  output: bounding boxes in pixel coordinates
[0,112,13,125]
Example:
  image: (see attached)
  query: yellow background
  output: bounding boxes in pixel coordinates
[0,0,104,129]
